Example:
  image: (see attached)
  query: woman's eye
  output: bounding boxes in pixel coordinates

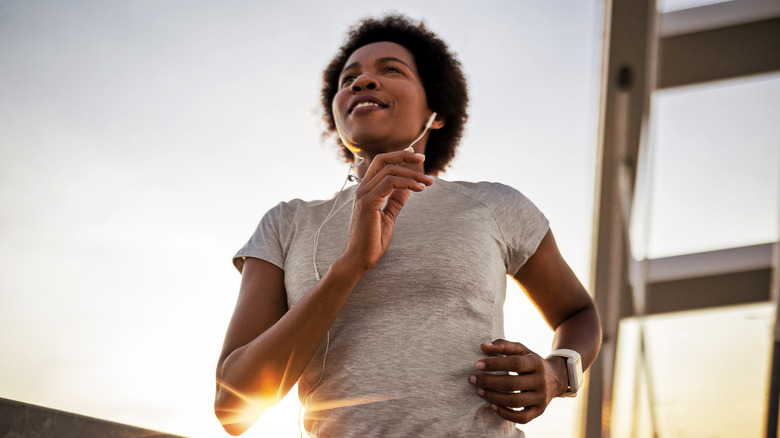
[341,76,356,86]
[385,66,401,74]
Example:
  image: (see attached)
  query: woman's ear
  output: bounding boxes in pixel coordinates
[430,112,445,130]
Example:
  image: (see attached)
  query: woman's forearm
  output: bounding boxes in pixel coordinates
[551,303,602,370]
[214,257,366,435]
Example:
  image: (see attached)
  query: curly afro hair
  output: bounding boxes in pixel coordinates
[321,15,469,174]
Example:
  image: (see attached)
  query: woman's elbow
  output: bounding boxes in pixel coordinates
[214,386,265,436]
[217,415,251,437]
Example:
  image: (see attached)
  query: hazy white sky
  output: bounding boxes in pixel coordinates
[0,1,777,437]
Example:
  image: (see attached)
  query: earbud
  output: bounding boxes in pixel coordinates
[425,112,438,130]
[407,112,438,151]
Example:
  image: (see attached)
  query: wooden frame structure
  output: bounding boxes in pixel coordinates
[586,0,780,436]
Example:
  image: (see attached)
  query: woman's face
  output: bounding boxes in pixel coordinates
[332,41,434,156]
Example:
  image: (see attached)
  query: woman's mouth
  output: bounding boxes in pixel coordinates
[353,101,383,110]
[349,97,388,114]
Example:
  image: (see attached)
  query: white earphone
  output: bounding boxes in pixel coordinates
[410,112,438,148]
[302,110,439,435]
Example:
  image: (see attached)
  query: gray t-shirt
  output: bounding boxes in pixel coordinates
[234,178,549,437]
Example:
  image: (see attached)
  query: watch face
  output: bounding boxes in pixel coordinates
[548,349,583,396]
[573,355,583,389]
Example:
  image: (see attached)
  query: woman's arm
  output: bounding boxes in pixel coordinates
[469,228,602,424]
[214,256,367,435]
[214,148,433,435]
[513,229,601,370]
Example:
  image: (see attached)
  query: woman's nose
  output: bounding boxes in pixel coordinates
[351,74,379,92]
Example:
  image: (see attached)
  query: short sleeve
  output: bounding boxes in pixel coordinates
[232,202,287,273]
[485,183,549,275]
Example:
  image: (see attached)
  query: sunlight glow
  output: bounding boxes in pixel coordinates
[214,379,267,429]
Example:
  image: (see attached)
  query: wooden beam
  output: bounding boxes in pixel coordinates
[587,0,658,436]
[643,243,774,314]
[658,17,780,89]
[647,268,771,314]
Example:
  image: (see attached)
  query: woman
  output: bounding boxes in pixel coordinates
[215,15,601,437]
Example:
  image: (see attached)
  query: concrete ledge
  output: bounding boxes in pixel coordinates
[0,397,187,438]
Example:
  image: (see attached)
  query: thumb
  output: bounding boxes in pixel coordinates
[382,188,412,221]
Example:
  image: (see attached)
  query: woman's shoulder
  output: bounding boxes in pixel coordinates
[434,178,527,200]
[434,178,543,217]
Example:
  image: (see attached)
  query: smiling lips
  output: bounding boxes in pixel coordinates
[349,97,387,114]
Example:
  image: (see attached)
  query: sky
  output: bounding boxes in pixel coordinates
[0,1,778,437]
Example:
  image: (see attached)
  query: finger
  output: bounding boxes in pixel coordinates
[480,339,531,356]
[356,174,428,211]
[491,403,544,425]
[475,354,540,374]
[361,148,428,186]
[477,387,539,410]
[469,373,525,393]
[359,166,433,200]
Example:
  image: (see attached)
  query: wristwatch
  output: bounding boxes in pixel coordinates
[547,349,583,397]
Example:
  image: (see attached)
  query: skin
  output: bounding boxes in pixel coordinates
[473,229,601,424]
[214,41,601,435]
[331,41,444,178]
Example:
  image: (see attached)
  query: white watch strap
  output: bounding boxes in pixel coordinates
[547,349,583,397]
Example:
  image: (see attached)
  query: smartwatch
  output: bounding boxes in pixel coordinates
[547,349,583,397]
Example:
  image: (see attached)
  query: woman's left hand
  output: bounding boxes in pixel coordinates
[469,339,569,424]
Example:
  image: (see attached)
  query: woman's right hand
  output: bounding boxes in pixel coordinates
[340,147,433,273]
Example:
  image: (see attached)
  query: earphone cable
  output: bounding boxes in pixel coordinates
[312,168,356,281]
